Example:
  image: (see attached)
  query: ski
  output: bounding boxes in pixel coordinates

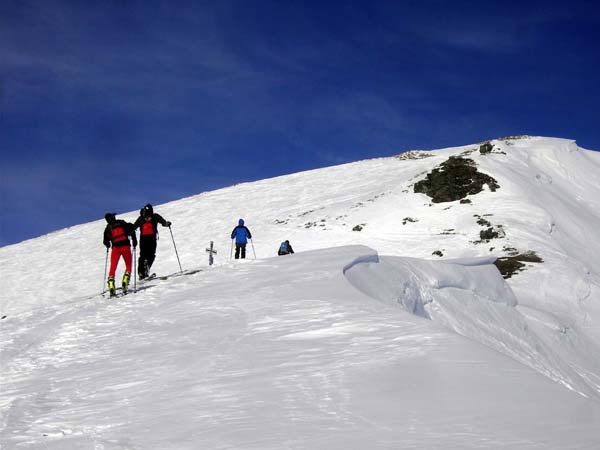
[106,286,127,299]
[155,268,202,280]
[137,273,156,284]
[92,269,201,301]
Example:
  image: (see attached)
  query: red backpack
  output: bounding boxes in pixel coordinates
[111,223,127,244]
[141,217,154,236]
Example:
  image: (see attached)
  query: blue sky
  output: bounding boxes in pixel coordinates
[1,0,599,246]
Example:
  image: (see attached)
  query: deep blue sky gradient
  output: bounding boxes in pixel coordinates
[1,0,599,245]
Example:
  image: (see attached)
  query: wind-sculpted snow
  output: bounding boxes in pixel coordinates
[344,252,516,319]
[2,246,600,449]
[344,252,600,399]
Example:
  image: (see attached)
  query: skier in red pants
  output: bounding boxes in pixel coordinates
[103,213,137,296]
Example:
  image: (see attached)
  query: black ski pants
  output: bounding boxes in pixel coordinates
[139,236,157,276]
[235,243,247,259]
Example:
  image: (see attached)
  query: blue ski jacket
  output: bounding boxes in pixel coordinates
[231,219,252,244]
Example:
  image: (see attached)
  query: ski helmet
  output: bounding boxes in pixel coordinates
[143,204,153,217]
[105,213,116,224]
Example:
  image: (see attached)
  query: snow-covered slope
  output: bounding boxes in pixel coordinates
[2,136,600,448]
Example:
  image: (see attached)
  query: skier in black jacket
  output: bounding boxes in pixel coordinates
[103,213,137,296]
[133,204,171,279]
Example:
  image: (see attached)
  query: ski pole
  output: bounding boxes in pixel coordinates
[102,247,109,293]
[169,225,183,273]
[250,238,256,259]
[133,246,137,293]
[230,239,234,260]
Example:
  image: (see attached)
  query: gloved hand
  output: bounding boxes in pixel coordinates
[165,221,172,227]
[105,243,110,249]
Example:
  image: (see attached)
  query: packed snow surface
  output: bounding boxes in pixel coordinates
[2,137,600,448]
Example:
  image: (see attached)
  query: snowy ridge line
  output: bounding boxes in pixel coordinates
[2,137,600,448]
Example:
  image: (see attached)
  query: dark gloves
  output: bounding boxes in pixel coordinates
[165,221,172,227]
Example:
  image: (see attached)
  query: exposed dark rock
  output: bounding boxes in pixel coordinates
[494,251,543,278]
[402,217,418,225]
[498,135,530,142]
[495,258,525,279]
[352,224,365,232]
[460,199,472,204]
[473,215,505,243]
[513,251,543,263]
[440,229,456,235]
[396,151,434,160]
[413,156,499,203]
[479,142,494,154]
[476,217,492,227]
[432,250,444,257]
[480,227,503,241]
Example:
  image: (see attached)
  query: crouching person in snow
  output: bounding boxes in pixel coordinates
[231,218,252,259]
[133,203,171,279]
[278,240,294,255]
[103,213,137,297]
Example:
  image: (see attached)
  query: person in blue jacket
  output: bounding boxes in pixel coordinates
[278,240,294,255]
[231,219,252,259]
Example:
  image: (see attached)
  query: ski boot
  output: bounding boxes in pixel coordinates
[107,277,116,297]
[139,261,148,280]
[122,272,131,294]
